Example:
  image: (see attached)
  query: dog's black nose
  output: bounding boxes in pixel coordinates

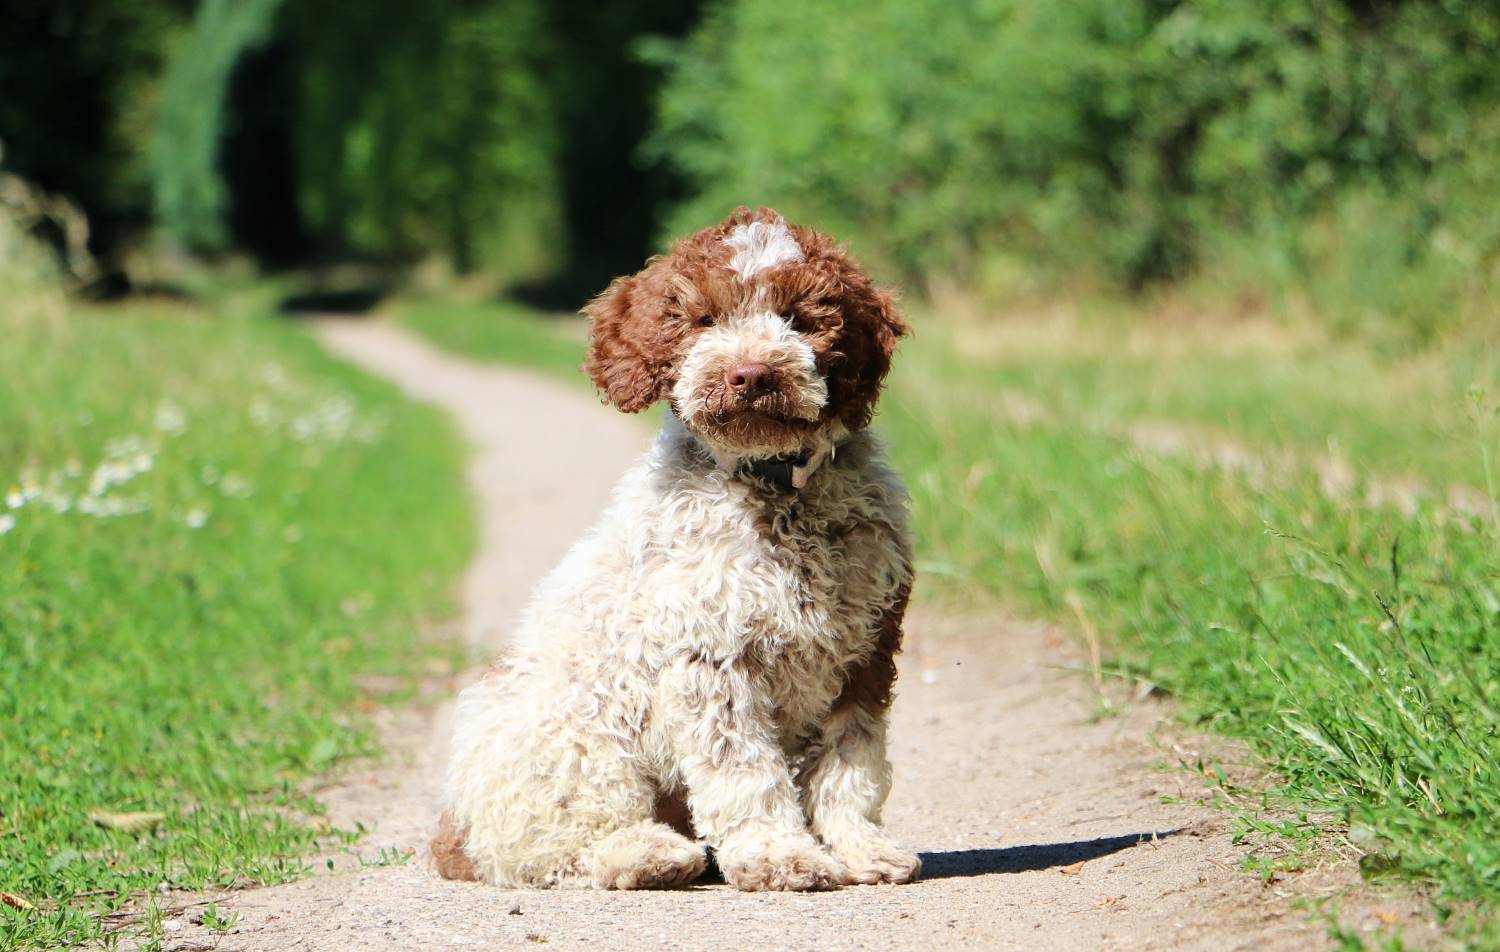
[727,362,776,397]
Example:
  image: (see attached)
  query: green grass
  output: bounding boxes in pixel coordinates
[400,298,590,382]
[919,312,1500,492]
[402,299,1500,943]
[888,317,1500,942]
[0,303,473,949]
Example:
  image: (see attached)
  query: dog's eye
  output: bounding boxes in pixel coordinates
[697,315,716,328]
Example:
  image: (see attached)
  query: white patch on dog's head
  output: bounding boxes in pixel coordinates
[723,218,804,282]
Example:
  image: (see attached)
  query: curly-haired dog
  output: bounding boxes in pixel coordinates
[433,207,916,891]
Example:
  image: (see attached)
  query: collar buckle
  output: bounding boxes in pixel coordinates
[740,448,814,492]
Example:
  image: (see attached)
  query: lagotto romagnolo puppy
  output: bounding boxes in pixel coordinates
[431,206,917,891]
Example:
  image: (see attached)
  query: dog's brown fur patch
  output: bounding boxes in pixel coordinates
[431,810,479,881]
[833,582,910,713]
[652,790,696,840]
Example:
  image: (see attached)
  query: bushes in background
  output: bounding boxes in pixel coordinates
[148,0,695,287]
[150,0,561,278]
[648,0,1500,334]
[152,0,282,252]
[0,1,191,252]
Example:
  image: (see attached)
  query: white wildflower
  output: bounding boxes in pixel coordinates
[249,398,275,429]
[104,435,147,459]
[5,486,22,510]
[184,508,208,529]
[63,458,82,478]
[88,461,132,497]
[155,401,187,434]
[291,394,359,443]
[78,495,147,518]
[0,513,14,535]
[219,473,253,498]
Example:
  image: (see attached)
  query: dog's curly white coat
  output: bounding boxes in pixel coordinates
[442,212,917,891]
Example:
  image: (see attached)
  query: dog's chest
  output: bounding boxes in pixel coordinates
[682,475,909,721]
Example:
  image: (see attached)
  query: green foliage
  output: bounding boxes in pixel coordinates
[151,0,283,251]
[0,1,191,245]
[0,205,65,324]
[287,0,562,277]
[151,0,562,275]
[400,299,589,383]
[0,305,471,948]
[648,0,1500,333]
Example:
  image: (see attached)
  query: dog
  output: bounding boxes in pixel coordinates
[432,206,916,891]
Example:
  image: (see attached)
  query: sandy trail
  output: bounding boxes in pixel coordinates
[165,319,1403,951]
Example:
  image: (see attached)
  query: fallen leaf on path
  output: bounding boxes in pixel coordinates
[1,892,35,912]
[89,810,166,832]
[1374,910,1400,926]
[1095,895,1122,908]
[1059,861,1085,875]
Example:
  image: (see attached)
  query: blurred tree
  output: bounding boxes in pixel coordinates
[152,0,283,252]
[0,0,192,254]
[530,0,702,303]
[219,37,306,267]
[283,0,561,277]
[149,0,699,287]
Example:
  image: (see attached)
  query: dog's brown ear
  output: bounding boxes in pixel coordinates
[583,263,675,413]
[823,250,909,431]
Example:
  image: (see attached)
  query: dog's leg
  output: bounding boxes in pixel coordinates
[800,703,921,884]
[662,655,843,892]
[448,668,705,889]
[800,588,920,885]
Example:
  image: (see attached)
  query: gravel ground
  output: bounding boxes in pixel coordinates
[157,320,1433,952]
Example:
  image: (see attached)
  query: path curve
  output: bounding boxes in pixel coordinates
[170,319,1383,951]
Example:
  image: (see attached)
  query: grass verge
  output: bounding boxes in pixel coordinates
[400,298,1500,944]
[401,298,588,382]
[0,303,472,949]
[885,323,1499,941]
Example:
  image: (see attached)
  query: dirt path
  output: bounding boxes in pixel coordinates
[166,320,1414,951]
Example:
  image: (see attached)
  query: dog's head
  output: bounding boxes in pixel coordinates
[584,207,907,457]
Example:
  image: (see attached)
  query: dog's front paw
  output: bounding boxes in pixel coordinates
[591,826,707,890]
[828,839,922,885]
[719,840,843,892]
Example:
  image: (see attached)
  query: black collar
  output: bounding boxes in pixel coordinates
[739,448,814,492]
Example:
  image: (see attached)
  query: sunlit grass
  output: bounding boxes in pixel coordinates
[883,318,1500,942]
[399,298,588,382]
[0,304,473,949]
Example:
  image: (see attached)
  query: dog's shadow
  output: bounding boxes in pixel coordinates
[918,830,1178,880]
[697,830,1177,885]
